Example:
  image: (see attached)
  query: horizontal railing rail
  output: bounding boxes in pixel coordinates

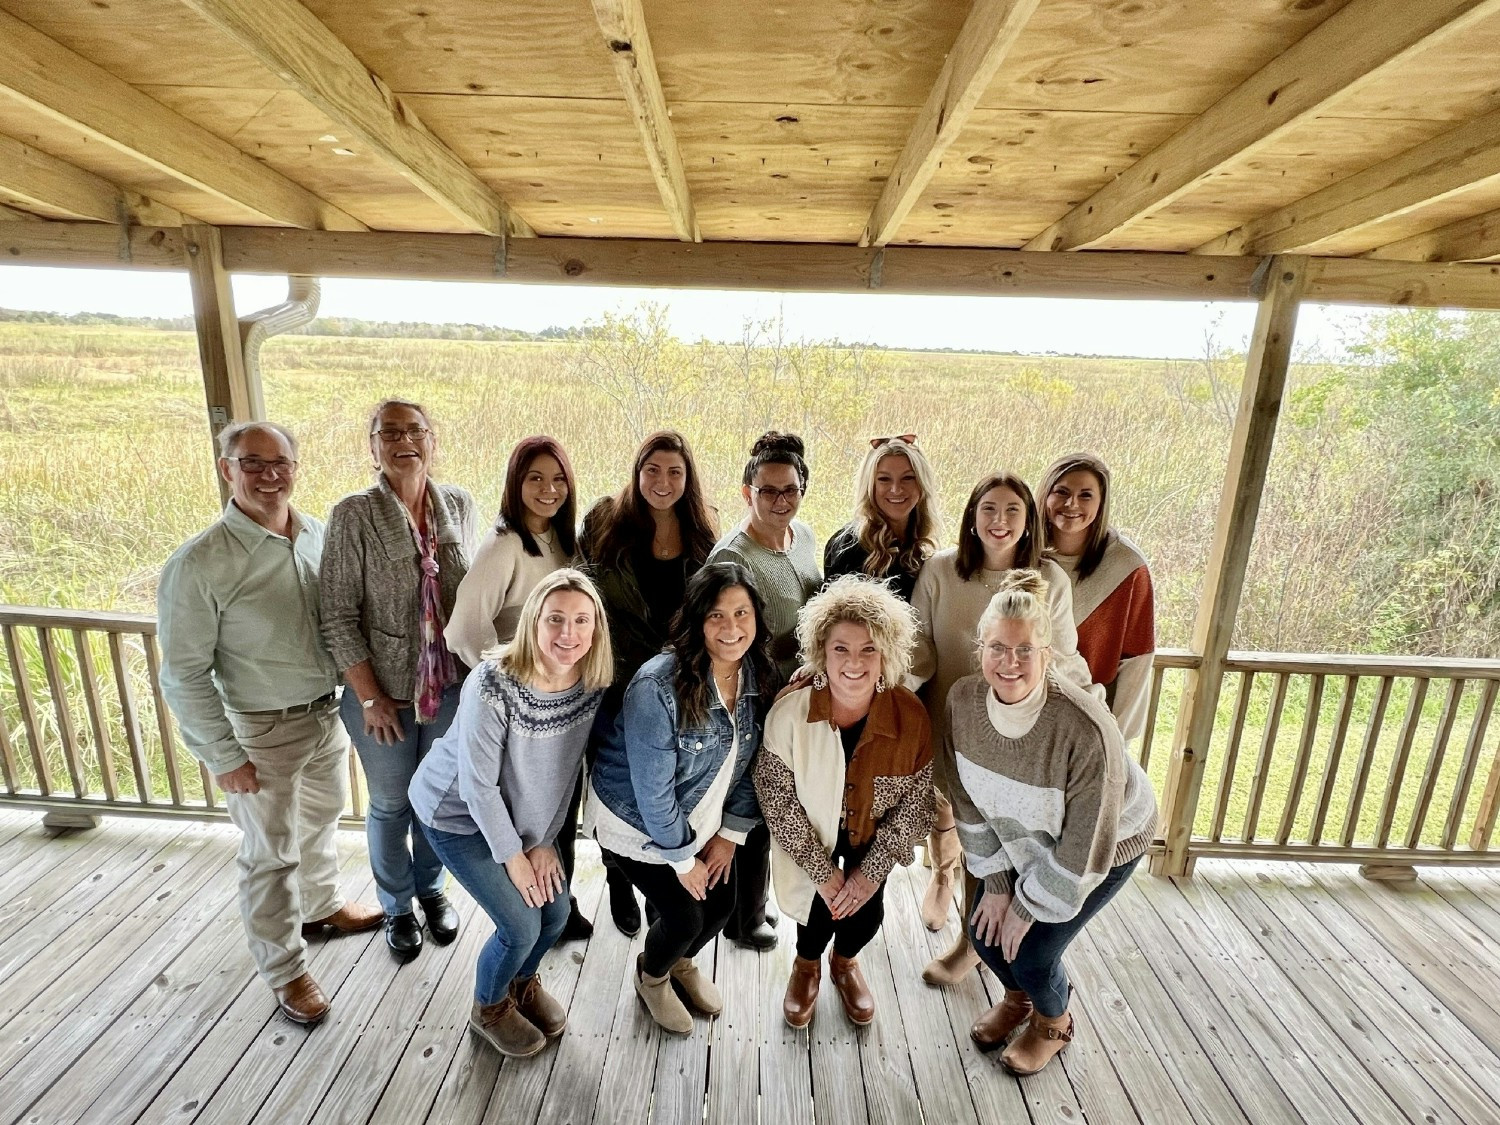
[4,605,1498,870]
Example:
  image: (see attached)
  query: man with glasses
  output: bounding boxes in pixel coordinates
[158,421,382,1026]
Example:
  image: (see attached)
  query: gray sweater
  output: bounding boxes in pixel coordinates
[409,661,604,864]
[708,520,821,681]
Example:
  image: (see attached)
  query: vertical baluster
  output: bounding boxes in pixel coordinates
[108,632,153,803]
[1406,678,1466,849]
[1209,671,1255,842]
[1341,675,1393,847]
[0,676,17,792]
[1307,675,1358,845]
[72,628,119,800]
[1242,672,1289,843]
[200,761,218,809]
[4,622,52,794]
[1469,715,1500,853]
[1375,678,1429,849]
[1138,664,1167,771]
[1446,679,1498,849]
[1276,674,1325,846]
[37,626,86,797]
[143,634,186,807]
[348,751,365,819]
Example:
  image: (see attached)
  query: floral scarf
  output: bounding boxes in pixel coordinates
[410,504,457,723]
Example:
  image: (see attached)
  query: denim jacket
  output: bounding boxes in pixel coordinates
[590,651,763,864]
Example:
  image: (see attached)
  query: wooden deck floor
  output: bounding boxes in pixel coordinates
[2,808,1500,1125]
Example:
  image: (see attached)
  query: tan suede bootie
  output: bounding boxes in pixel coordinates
[670,957,722,1015]
[920,826,962,931]
[634,953,693,1035]
[921,932,980,987]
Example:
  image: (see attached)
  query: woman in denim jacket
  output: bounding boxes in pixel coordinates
[584,562,775,1036]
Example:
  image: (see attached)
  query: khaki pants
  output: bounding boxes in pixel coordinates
[225,700,350,988]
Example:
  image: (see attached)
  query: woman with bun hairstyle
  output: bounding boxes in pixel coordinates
[578,430,719,937]
[447,436,590,938]
[910,471,1097,985]
[708,430,822,949]
[940,569,1155,1076]
[823,435,941,603]
[1038,453,1156,746]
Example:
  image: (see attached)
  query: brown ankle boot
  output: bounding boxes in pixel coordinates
[469,997,546,1058]
[970,989,1033,1052]
[1001,1008,1074,1075]
[921,931,980,987]
[511,973,567,1038]
[783,955,821,1029]
[828,952,875,1026]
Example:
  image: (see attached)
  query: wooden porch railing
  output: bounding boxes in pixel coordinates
[3,604,1498,870]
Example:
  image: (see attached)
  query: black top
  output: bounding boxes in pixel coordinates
[823,521,921,603]
[838,716,868,764]
[635,548,688,635]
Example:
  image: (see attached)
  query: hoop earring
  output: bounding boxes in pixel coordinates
[812,672,828,690]
[875,675,887,694]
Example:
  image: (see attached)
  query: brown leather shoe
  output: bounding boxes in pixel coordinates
[302,901,384,937]
[1001,1008,1075,1075]
[783,955,821,1029]
[470,997,546,1058]
[511,973,567,1038]
[274,972,329,1025]
[971,989,1033,1052]
[828,952,875,1026]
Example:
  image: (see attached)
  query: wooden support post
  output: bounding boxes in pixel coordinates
[183,223,264,505]
[1152,255,1308,877]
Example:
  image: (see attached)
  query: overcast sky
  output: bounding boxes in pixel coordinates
[0,264,1377,360]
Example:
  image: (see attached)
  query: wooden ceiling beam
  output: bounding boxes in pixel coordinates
[1201,109,1500,256]
[859,0,1040,248]
[182,0,532,238]
[0,134,182,227]
[1370,206,1500,263]
[590,0,698,243]
[0,9,361,232]
[1025,0,1500,253]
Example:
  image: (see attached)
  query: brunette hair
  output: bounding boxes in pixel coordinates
[582,430,717,568]
[797,574,918,685]
[1038,452,1113,581]
[495,568,613,691]
[497,436,578,558]
[976,568,1054,649]
[955,472,1043,581]
[668,562,776,730]
[741,431,810,489]
[850,438,940,581]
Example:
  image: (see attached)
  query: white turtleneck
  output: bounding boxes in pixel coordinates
[986,675,1048,739]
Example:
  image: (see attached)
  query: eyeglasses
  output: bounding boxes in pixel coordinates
[869,433,918,448]
[750,485,805,503]
[984,642,1046,663]
[371,426,431,443]
[227,456,298,475]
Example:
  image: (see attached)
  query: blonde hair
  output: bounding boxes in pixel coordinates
[976,569,1053,650]
[796,574,919,685]
[493,568,613,692]
[852,439,942,579]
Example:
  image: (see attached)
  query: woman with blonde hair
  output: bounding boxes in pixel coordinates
[823,435,941,603]
[939,569,1155,1075]
[410,568,612,1058]
[757,575,933,1028]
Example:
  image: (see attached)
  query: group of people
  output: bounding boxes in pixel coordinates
[157,400,1157,1080]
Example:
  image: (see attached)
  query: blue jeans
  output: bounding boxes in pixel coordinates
[421,823,570,1004]
[341,682,460,915]
[970,856,1140,1017]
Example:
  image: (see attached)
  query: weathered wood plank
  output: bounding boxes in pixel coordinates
[756,916,814,1125]
[0,816,156,946]
[704,913,760,1125]
[853,928,921,1125]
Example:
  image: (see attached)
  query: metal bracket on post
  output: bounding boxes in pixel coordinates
[493,229,508,278]
[867,247,885,290]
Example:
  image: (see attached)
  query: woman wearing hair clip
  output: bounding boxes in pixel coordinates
[823,434,941,604]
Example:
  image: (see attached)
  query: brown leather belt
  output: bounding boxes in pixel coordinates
[234,691,336,720]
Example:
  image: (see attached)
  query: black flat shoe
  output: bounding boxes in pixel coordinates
[560,897,594,943]
[725,921,778,951]
[418,894,460,946]
[386,911,423,962]
[608,871,642,938]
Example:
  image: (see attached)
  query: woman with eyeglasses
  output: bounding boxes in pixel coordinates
[939,570,1155,1075]
[706,431,822,949]
[322,399,475,962]
[823,435,941,604]
[910,472,1096,984]
[577,430,719,938]
[447,436,590,935]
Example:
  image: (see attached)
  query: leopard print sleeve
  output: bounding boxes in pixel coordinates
[856,761,936,886]
[753,750,837,886]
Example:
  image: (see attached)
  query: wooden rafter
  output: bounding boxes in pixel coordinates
[0,134,181,227]
[181,0,532,239]
[591,0,698,242]
[860,0,1039,248]
[1024,0,1500,252]
[1372,206,1500,263]
[1201,109,1500,256]
[0,9,361,232]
